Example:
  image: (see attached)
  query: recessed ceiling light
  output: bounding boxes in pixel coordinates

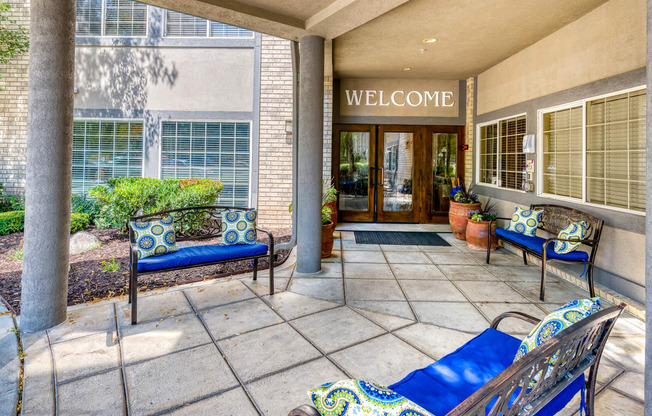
[402,67,412,71]
[423,38,437,44]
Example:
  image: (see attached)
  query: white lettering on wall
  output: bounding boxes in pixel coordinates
[345,89,455,109]
[365,90,377,106]
[390,90,405,107]
[442,91,454,107]
[406,91,423,107]
[378,91,391,106]
[424,91,439,107]
[345,89,363,106]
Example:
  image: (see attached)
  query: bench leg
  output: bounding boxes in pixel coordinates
[586,364,599,416]
[539,256,547,302]
[269,252,274,296]
[253,258,258,281]
[522,250,528,265]
[486,237,492,264]
[130,265,138,325]
[587,264,596,298]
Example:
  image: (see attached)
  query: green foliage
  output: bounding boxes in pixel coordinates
[0,181,3,194]
[0,3,29,80]
[0,194,24,212]
[322,179,337,204]
[321,205,332,225]
[70,213,91,233]
[9,247,22,260]
[89,177,223,229]
[0,210,24,235]
[101,258,120,272]
[71,194,101,221]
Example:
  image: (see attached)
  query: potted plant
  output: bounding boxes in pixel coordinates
[321,205,335,258]
[323,179,338,225]
[466,200,499,251]
[449,182,481,240]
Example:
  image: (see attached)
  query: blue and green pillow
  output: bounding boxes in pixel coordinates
[130,215,178,259]
[554,221,587,254]
[310,379,434,416]
[221,210,257,245]
[506,207,543,237]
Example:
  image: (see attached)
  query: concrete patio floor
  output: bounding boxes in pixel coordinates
[17,224,645,415]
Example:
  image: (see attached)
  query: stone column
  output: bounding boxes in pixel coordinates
[646,0,652,410]
[296,35,324,273]
[20,0,76,332]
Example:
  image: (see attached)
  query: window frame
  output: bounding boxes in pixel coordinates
[162,9,254,39]
[474,112,528,194]
[76,0,149,39]
[157,119,254,208]
[71,117,146,195]
[536,85,646,216]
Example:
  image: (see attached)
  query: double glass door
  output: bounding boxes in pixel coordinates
[334,124,464,223]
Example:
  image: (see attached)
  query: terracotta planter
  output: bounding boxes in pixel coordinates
[466,219,498,251]
[325,200,337,225]
[449,201,481,240]
[321,221,336,258]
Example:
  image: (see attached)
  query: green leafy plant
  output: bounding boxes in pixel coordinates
[0,194,24,212]
[0,211,90,235]
[9,247,22,260]
[71,194,101,222]
[322,205,332,225]
[0,3,28,82]
[89,178,223,230]
[468,199,497,222]
[101,258,120,272]
[451,183,478,203]
[70,213,91,233]
[322,179,338,204]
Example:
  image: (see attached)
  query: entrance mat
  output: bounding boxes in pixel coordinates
[353,231,451,246]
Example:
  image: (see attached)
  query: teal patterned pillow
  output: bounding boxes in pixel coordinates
[130,216,178,259]
[506,207,543,237]
[221,210,257,245]
[554,221,587,254]
[310,379,434,416]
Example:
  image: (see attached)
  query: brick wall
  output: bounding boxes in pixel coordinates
[257,34,294,230]
[464,77,474,187]
[323,75,333,185]
[0,0,29,195]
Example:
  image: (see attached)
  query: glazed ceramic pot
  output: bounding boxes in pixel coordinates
[466,219,498,251]
[449,201,481,240]
[321,221,336,258]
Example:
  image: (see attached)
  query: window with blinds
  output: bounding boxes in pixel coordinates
[586,90,646,212]
[542,106,583,199]
[160,121,251,207]
[72,120,144,195]
[478,115,526,190]
[165,10,254,38]
[75,0,147,37]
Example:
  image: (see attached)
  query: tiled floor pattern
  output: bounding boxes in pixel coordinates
[19,224,645,415]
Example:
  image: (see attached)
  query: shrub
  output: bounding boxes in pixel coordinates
[89,177,223,229]
[0,211,90,235]
[71,194,101,222]
[0,195,24,213]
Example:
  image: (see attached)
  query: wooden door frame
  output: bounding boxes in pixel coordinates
[332,124,376,222]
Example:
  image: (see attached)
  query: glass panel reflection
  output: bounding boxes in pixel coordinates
[339,132,370,211]
[432,133,457,212]
[383,132,413,212]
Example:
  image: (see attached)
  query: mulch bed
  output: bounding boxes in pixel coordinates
[0,227,292,314]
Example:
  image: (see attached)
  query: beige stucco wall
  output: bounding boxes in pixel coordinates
[476,0,646,115]
[74,47,255,112]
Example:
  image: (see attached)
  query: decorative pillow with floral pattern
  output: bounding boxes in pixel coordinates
[506,207,544,237]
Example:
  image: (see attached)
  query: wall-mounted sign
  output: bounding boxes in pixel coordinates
[340,79,459,118]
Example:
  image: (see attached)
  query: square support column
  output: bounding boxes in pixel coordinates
[296,35,324,273]
[20,0,76,332]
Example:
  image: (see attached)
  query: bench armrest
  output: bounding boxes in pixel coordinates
[488,216,512,229]
[490,311,541,330]
[256,227,275,253]
[544,236,598,245]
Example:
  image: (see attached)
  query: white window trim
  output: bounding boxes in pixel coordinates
[474,112,528,194]
[162,9,254,39]
[76,0,149,39]
[157,119,254,208]
[536,85,646,217]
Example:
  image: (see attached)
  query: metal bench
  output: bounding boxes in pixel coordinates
[488,204,604,301]
[128,206,274,325]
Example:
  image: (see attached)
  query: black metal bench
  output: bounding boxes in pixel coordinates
[289,303,625,416]
[128,206,274,325]
[488,204,604,301]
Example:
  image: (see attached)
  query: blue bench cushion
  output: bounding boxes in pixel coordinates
[389,328,584,416]
[496,227,589,262]
[137,243,268,272]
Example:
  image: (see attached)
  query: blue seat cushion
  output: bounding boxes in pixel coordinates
[389,328,585,416]
[137,243,268,272]
[495,227,589,262]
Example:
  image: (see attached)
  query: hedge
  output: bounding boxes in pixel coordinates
[0,211,91,236]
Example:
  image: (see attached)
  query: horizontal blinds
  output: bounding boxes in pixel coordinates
[478,115,525,190]
[165,11,207,37]
[209,22,254,38]
[586,90,645,212]
[72,120,143,195]
[542,106,583,199]
[76,0,103,36]
[104,0,147,37]
[161,121,251,207]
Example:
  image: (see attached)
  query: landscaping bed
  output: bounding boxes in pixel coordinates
[0,227,292,314]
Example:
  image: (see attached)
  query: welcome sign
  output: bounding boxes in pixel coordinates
[340,79,459,118]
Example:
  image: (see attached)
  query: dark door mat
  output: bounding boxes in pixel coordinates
[353,231,451,246]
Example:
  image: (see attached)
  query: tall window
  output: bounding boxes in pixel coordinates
[540,88,645,213]
[478,115,526,190]
[165,10,254,38]
[72,120,144,194]
[76,0,148,37]
[160,121,251,207]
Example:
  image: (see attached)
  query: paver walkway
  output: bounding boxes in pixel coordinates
[17,224,645,415]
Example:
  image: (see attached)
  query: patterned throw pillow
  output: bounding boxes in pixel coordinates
[221,210,257,245]
[506,207,544,237]
[554,221,587,254]
[310,379,434,416]
[130,216,178,259]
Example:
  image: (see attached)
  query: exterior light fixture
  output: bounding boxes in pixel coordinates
[402,67,412,71]
[422,38,437,44]
[285,120,292,134]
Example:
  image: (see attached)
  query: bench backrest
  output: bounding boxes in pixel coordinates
[129,205,254,242]
[530,204,604,248]
[447,303,624,416]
